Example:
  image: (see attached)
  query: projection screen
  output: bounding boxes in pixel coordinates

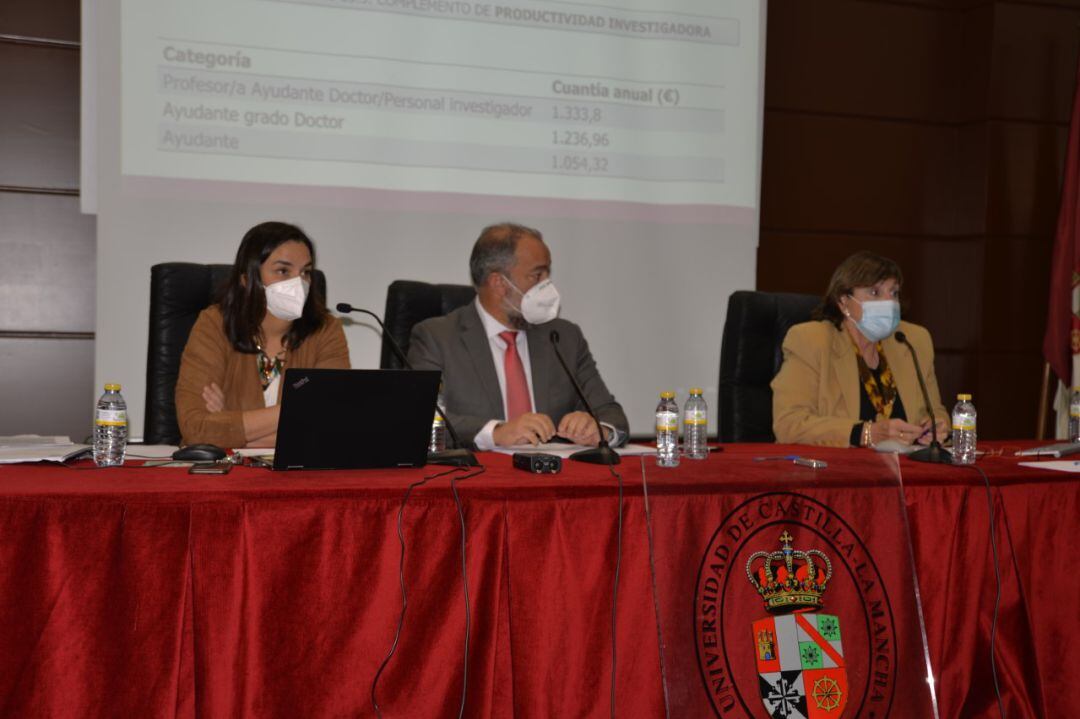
[84,0,767,438]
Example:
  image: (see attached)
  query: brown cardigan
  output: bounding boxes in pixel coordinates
[175,305,350,447]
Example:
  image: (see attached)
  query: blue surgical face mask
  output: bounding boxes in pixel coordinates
[851,298,900,342]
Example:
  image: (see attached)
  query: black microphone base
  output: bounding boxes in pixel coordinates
[907,442,953,464]
[569,444,621,465]
[427,448,480,467]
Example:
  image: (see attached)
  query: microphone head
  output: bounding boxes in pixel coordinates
[894,331,907,343]
[335,302,352,313]
[549,329,560,344]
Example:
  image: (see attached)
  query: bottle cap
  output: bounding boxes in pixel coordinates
[105,383,122,391]
[689,387,703,395]
[957,393,971,401]
[660,391,675,399]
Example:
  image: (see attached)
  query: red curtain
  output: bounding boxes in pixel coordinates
[0,451,1076,718]
[1044,53,1080,387]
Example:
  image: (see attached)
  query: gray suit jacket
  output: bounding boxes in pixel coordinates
[407,303,629,446]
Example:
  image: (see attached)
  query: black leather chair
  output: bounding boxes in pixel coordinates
[718,290,819,443]
[380,280,476,369]
[144,263,326,445]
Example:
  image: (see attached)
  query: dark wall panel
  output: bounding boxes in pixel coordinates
[0,193,95,332]
[0,43,79,189]
[765,0,965,121]
[0,338,93,441]
[762,114,961,235]
[976,352,1045,438]
[985,121,1067,237]
[0,0,80,41]
[934,352,976,423]
[989,3,1080,122]
[980,235,1054,351]
[2,2,95,440]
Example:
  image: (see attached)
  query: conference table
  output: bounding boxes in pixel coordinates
[0,444,1074,718]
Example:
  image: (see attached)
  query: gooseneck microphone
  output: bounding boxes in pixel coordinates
[894,330,952,464]
[548,329,620,465]
[336,302,479,467]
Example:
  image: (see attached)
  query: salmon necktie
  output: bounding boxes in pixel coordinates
[499,330,532,420]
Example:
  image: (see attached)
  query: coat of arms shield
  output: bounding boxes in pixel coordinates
[747,531,847,718]
[752,612,847,718]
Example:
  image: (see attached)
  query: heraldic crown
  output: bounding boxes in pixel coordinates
[745,531,833,613]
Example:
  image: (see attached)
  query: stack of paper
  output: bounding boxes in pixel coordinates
[0,435,91,464]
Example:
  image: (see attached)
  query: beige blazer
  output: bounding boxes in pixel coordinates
[771,320,948,447]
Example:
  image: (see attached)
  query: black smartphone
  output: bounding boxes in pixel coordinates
[188,462,233,475]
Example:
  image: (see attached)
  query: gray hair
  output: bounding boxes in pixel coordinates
[468,222,543,287]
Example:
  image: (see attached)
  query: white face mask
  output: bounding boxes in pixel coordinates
[503,275,560,325]
[851,298,900,342]
[264,275,310,321]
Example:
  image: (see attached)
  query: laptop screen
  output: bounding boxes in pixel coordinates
[273,368,441,470]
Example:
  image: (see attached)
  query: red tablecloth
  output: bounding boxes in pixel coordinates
[0,445,1074,718]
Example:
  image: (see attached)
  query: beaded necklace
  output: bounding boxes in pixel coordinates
[255,340,286,391]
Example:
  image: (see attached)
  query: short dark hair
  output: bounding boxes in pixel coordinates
[813,251,904,327]
[217,221,330,352]
[468,222,543,287]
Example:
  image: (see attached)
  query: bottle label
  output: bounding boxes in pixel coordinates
[95,409,128,427]
[1071,406,1080,419]
[952,419,975,431]
[684,409,707,427]
[656,411,677,432]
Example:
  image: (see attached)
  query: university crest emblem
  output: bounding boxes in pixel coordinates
[694,493,899,717]
[747,531,847,719]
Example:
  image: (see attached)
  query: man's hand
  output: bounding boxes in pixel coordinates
[202,382,226,413]
[557,411,602,446]
[493,413,556,447]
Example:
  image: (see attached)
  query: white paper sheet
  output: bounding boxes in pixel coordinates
[1017,460,1080,474]
[493,442,655,459]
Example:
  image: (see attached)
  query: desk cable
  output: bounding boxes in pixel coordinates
[448,465,484,719]
[371,463,485,719]
[606,462,624,719]
[967,463,1007,719]
[638,457,672,719]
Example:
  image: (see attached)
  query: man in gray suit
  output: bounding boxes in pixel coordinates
[407,222,628,449]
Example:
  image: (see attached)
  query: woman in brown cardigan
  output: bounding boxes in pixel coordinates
[175,222,350,448]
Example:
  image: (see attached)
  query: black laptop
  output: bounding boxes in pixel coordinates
[273,368,441,470]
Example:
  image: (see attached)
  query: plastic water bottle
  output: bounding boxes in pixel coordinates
[951,393,976,465]
[655,391,679,468]
[429,386,447,452]
[683,388,708,460]
[1070,387,1080,443]
[93,383,128,467]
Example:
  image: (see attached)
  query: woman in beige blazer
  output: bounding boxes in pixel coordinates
[771,251,948,448]
[175,222,349,448]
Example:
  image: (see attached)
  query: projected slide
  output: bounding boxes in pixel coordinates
[121,0,760,206]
